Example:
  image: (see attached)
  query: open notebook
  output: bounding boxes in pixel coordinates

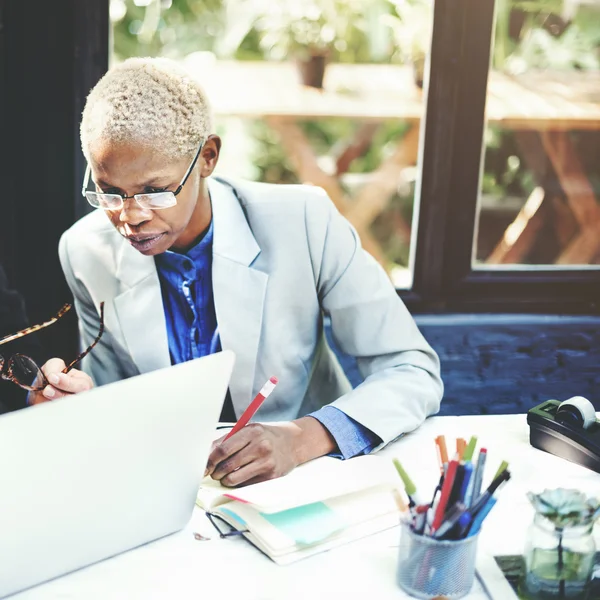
[196,455,405,564]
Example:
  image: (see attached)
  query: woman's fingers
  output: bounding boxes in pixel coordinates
[28,360,94,404]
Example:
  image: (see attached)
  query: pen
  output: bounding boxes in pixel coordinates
[431,456,459,532]
[469,468,511,519]
[452,511,473,540]
[393,459,425,506]
[446,462,466,510]
[468,448,487,507]
[432,502,467,539]
[223,377,278,441]
[429,470,444,509]
[457,474,507,539]
[414,504,429,535]
[493,459,509,480]
[463,436,478,462]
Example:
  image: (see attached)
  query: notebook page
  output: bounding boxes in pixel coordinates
[215,484,400,555]
[198,454,400,513]
[267,512,401,565]
[225,511,402,565]
[196,477,236,511]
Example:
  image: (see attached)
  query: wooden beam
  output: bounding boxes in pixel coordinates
[346,124,420,229]
[514,131,553,185]
[557,229,600,265]
[551,196,578,250]
[542,131,600,229]
[541,131,600,264]
[266,116,350,213]
[335,123,379,176]
[487,187,547,264]
[265,115,387,264]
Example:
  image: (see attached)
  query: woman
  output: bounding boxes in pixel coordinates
[59,57,443,486]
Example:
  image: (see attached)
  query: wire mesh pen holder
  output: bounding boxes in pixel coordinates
[397,520,479,599]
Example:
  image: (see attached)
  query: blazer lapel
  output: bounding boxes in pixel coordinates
[210,178,268,417]
[113,243,171,374]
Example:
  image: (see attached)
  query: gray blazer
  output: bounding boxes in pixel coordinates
[59,177,443,446]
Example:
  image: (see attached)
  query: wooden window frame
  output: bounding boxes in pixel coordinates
[406,0,600,315]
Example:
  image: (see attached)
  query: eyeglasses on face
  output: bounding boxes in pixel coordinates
[0,302,105,392]
[81,138,205,211]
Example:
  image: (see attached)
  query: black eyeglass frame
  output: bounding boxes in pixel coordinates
[81,138,206,210]
[205,511,249,539]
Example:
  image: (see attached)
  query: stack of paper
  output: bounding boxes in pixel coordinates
[196,455,404,564]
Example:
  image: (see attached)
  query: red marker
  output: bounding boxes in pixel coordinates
[431,455,459,532]
[223,377,279,441]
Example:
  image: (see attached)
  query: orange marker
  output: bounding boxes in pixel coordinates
[456,438,466,460]
[435,435,449,472]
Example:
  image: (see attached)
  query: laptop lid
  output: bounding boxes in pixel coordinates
[0,350,234,598]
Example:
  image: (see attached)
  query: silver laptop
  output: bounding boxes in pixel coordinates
[0,350,234,598]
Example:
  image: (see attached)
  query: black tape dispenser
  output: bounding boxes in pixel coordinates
[527,396,600,473]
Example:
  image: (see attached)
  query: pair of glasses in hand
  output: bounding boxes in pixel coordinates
[0,302,105,392]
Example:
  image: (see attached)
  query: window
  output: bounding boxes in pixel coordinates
[475,0,600,269]
[410,0,600,314]
[110,0,436,290]
[107,0,600,314]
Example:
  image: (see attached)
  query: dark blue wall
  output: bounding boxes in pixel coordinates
[327,315,600,416]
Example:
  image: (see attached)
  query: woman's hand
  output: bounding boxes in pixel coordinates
[28,357,94,405]
[205,417,337,487]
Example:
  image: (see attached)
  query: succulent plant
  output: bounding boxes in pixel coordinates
[527,488,600,528]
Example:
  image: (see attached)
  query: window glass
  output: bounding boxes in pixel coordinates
[474,0,600,268]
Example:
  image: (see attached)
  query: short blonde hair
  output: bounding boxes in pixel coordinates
[81,57,213,161]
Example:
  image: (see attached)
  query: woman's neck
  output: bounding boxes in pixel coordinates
[171,185,212,252]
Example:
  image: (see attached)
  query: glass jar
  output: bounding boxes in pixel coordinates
[519,513,596,600]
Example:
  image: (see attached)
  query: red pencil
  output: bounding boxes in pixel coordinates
[431,455,459,532]
[223,376,279,441]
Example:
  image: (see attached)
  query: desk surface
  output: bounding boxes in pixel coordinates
[186,58,600,129]
[15,414,600,600]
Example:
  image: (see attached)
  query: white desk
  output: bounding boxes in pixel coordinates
[14,415,600,600]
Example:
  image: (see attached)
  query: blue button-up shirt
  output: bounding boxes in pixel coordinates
[154,193,380,459]
[155,221,219,364]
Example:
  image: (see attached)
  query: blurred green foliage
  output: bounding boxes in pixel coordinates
[112,0,225,61]
[494,0,600,71]
[111,0,393,63]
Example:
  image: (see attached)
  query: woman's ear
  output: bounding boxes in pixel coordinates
[200,135,221,177]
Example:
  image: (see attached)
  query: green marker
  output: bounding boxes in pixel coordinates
[463,436,478,462]
[393,459,424,505]
[494,460,509,480]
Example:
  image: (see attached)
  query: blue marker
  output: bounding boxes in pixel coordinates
[468,496,497,537]
[458,462,473,504]
[454,511,473,539]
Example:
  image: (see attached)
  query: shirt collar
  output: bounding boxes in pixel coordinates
[155,219,214,275]
[187,218,214,261]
